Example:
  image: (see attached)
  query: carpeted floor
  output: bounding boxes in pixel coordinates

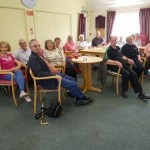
[0,69,150,150]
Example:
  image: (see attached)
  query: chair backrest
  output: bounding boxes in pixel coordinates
[139,35,148,46]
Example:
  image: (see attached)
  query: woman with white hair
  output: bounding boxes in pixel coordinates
[76,34,89,51]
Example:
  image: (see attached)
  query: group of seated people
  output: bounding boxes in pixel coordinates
[0,37,95,106]
[106,36,150,100]
[0,33,150,107]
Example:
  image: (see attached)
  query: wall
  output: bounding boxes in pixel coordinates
[0,0,92,51]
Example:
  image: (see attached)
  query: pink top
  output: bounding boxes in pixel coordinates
[63,42,78,59]
[144,43,150,57]
[0,54,15,78]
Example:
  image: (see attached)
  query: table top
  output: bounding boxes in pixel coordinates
[80,47,106,54]
[72,56,103,64]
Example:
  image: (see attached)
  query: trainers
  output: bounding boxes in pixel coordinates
[20,91,29,98]
[24,96,32,102]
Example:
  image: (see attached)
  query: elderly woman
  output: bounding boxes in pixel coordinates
[144,43,150,78]
[0,41,31,102]
[63,35,79,59]
[45,39,77,81]
[76,34,89,51]
[44,39,65,66]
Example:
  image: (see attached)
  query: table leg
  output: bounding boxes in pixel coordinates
[82,63,101,93]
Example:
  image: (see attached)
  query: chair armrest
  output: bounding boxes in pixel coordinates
[0,71,14,83]
[106,61,118,66]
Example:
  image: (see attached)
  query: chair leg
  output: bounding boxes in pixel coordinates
[34,91,37,114]
[58,90,61,104]
[25,80,30,94]
[116,76,120,95]
[11,85,18,106]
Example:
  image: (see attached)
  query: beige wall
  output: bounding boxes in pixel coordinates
[0,0,92,51]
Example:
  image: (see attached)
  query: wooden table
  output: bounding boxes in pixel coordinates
[80,47,106,57]
[72,56,103,93]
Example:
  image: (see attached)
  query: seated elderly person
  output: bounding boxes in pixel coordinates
[0,41,31,102]
[106,36,150,101]
[27,39,93,106]
[63,35,79,59]
[134,33,142,46]
[13,39,31,65]
[121,36,144,79]
[144,43,150,78]
[54,37,77,81]
[92,31,103,47]
[76,34,89,51]
[117,36,125,48]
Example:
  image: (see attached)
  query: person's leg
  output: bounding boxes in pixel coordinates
[120,67,130,92]
[125,66,143,93]
[144,56,150,77]
[4,70,30,101]
[4,70,24,92]
[65,67,77,81]
[133,59,144,78]
[57,73,84,99]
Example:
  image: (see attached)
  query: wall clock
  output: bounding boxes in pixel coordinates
[21,0,37,9]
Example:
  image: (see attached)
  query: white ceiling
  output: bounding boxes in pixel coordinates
[87,0,150,11]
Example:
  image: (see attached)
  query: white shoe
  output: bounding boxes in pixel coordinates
[20,92,29,98]
[24,96,32,102]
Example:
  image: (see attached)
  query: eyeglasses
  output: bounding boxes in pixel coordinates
[31,44,41,48]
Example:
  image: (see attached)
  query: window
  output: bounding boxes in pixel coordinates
[111,10,140,40]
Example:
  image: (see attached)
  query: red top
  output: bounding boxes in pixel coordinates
[0,54,15,78]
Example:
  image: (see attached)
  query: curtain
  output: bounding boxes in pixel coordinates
[106,11,116,42]
[78,13,86,38]
[139,8,150,42]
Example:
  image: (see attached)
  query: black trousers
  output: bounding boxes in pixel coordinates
[107,64,143,93]
[132,58,144,78]
[120,66,143,93]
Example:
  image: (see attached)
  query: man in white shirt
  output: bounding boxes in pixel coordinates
[14,39,31,64]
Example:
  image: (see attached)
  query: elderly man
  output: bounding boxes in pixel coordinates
[106,36,150,101]
[92,31,103,47]
[14,39,31,64]
[121,36,144,78]
[27,39,93,106]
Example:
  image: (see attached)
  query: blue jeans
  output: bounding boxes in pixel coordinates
[4,70,25,92]
[57,72,84,100]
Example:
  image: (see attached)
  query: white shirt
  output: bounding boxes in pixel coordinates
[13,48,31,64]
[76,41,89,50]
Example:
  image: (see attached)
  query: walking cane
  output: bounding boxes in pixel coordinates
[40,98,48,125]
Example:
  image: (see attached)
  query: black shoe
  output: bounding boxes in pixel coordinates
[66,91,74,98]
[138,94,150,102]
[121,90,128,98]
[76,98,93,106]
[82,96,94,102]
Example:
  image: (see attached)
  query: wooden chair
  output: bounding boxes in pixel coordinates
[54,62,66,74]
[106,62,122,95]
[0,65,29,106]
[140,57,146,84]
[29,69,62,113]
